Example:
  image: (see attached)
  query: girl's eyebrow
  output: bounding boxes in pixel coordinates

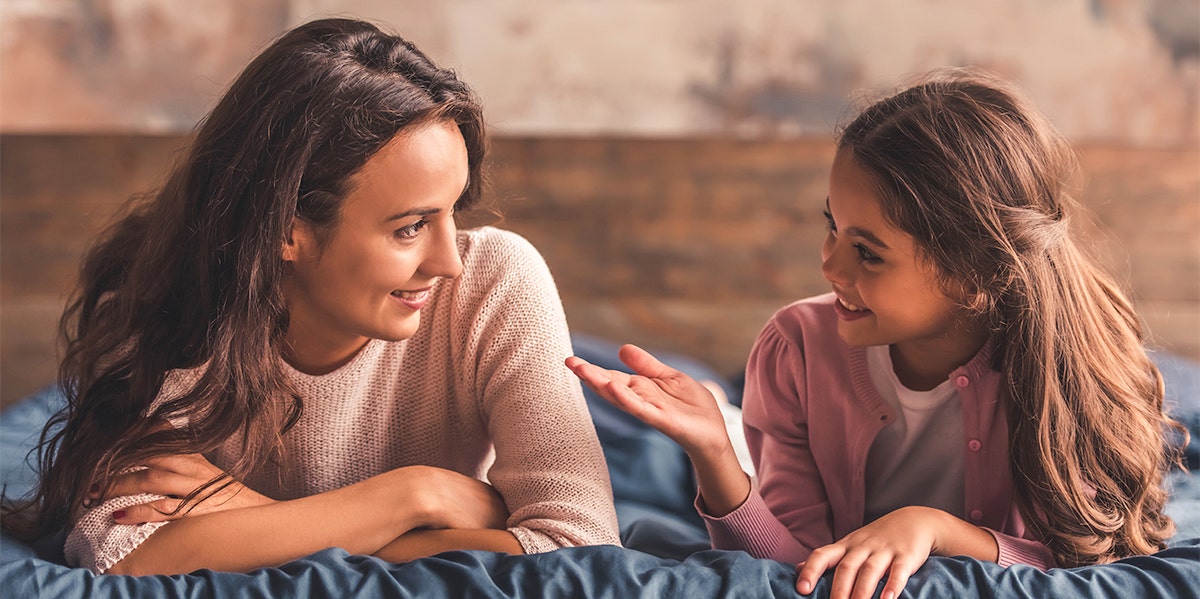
[845,226,890,250]
[825,197,891,250]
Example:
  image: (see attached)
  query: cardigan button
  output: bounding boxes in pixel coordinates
[955,375,970,388]
[969,509,984,521]
[967,439,982,452]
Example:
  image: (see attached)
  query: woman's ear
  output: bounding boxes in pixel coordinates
[283,219,315,263]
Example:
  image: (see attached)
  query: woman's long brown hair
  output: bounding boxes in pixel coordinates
[3,18,487,541]
[839,68,1185,566]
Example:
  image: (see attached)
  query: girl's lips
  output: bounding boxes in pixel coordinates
[833,295,873,321]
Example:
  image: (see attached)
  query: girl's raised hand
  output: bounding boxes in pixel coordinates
[90,453,274,525]
[567,344,753,516]
[565,344,728,456]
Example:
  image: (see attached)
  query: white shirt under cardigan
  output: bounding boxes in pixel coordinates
[863,344,965,524]
[66,227,622,574]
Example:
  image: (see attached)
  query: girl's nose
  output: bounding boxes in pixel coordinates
[820,235,853,286]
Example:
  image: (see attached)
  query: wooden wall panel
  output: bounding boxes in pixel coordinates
[3,135,1197,408]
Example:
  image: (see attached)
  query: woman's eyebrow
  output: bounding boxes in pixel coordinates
[385,207,441,222]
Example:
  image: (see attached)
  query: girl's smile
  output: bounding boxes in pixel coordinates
[832,292,873,321]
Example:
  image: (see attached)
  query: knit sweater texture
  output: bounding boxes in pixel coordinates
[65,226,621,574]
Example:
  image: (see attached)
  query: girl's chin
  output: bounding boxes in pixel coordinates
[836,322,881,347]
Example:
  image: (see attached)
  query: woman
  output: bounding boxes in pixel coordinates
[5,17,619,575]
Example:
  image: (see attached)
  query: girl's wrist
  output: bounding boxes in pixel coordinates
[690,443,753,517]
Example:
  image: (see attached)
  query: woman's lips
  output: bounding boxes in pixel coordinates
[390,288,431,310]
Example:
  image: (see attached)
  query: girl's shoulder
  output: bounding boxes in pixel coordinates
[765,292,840,343]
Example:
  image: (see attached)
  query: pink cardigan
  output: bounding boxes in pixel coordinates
[698,293,1055,569]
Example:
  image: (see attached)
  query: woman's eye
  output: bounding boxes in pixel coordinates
[823,210,837,233]
[855,243,882,264]
[394,219,429,240]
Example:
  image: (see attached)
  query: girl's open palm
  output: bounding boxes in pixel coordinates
[565,344,728,455]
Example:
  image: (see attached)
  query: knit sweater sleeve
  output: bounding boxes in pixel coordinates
[698,318,825,564]
[61,370,200,574]
[461,228,621,552]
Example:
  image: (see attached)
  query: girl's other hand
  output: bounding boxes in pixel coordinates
[92,454,274,525]
[795,506,943,599]
[565,344,728,457]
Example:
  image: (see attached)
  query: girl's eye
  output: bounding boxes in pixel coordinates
[855,243,882,264]
[823,210,837,233]
[394,219,429,240]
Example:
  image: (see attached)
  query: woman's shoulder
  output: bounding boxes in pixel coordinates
[456,226,544,265]
[449,226,558,305]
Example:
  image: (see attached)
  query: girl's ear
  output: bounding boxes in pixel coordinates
[283,219,316,263]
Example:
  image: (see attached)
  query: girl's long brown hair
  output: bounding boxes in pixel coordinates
[839,68,1185,566]
[3,18,487,541]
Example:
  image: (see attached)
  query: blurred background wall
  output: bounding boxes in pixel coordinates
[2,0,1198,408]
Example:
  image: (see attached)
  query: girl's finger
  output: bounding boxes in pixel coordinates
[879,556,920,599]
[617,344,680,379]
[111,497,184,525]
[796,544,845,594]
[828,549,868,599]
[849,553,893,599]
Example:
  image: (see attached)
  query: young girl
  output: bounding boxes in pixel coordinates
[4,17,619,575]
[567,68,1182,599]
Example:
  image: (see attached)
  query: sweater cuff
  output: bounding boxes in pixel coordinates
[695,485,787,559]
[984,527,1056,570]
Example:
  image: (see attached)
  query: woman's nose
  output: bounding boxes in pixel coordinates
[423,218,463,279]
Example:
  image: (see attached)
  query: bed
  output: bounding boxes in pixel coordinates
[2,334,1197,598]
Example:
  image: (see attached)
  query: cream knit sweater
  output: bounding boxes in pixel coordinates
[65,226,621,574]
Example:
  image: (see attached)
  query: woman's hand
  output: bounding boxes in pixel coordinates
[565,344,728,456]
[406,465,510,531]
[90,453,274,525]
[795,506,997,599]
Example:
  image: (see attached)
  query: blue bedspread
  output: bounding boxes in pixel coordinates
[2,339,1198,598]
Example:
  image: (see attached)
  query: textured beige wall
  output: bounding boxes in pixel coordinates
[3,0,1197,144]
[1,1,1197,406]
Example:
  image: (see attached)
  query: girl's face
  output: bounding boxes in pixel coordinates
[282,120,468,373]
[821,149,981,371]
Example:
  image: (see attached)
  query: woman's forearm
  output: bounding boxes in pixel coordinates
[106,468,429,576]
[374,528,524,563]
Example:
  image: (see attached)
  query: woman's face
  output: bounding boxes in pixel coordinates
[282,120,468,374]
[820,149,981,378]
